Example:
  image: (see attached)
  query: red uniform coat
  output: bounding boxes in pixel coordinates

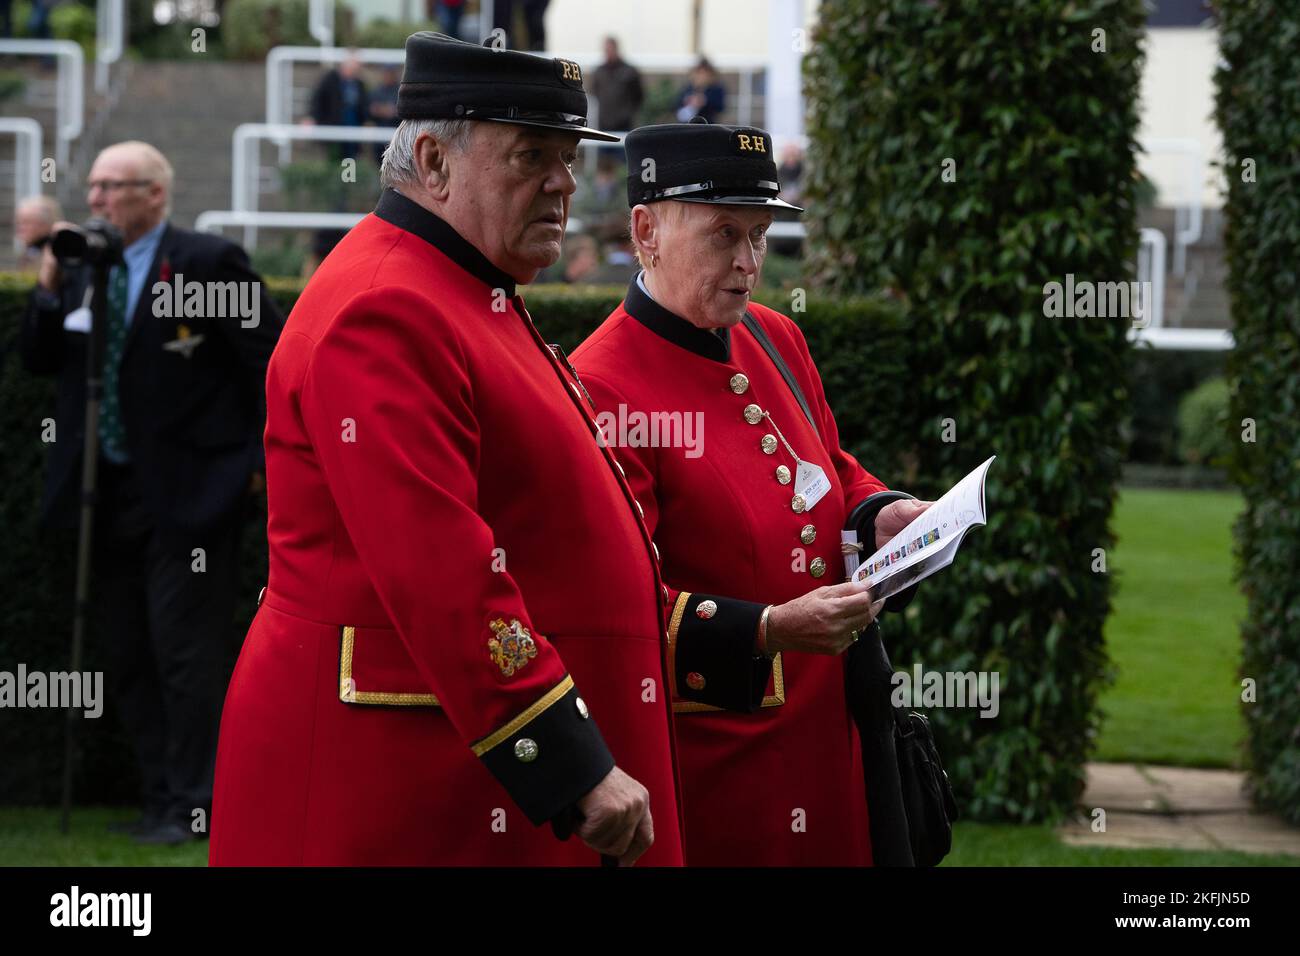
[572,278,890,866]
[210,190,686,865]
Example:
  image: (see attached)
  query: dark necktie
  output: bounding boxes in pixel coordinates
[99,265,129,462]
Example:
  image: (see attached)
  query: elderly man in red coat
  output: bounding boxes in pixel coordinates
[210,33,699,866]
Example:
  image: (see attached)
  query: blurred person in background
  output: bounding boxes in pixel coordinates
[307,50,369,162]
[27,0,51,40]
[561,234,600,283]
[571,153,627,245]
[493,0,550,51]
[675,57,726,124]
[19,140,284,845]
[595,236,638,285]
[431,0,467,38]
[369,64,403,162]
[13,195,62,273]
[521,0,551,50]
[589,36,643,133]
[777,141,805,208]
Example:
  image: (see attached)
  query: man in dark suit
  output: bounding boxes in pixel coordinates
[20,140,284,844]
[306,50,369,162]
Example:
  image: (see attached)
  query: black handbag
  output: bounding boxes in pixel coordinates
[844,623,958,867]
[740,312,959,867]
[893,708,958,867]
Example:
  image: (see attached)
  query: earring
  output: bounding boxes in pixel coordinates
[650,253,660,268]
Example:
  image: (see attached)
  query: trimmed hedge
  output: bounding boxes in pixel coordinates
[1215,4,1300,824]
[805,0,1145,821]
[1177,376,1231,467]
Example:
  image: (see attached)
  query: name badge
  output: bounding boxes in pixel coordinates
[794,458,831,511]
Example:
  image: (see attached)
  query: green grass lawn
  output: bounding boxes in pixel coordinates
[944,822,1294,866]
[0,807,208,866]
[1095,488,1247,768]
[1,808,1292,867]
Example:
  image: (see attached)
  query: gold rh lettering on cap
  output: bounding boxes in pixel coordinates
[737,134,767,153]
[559,60,582,82]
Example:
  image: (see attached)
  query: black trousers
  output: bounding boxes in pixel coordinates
[92,459,241,827]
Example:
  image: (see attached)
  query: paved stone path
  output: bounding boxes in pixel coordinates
[1057,763,1300,857]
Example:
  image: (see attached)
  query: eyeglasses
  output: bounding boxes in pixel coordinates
[86,179,153,193]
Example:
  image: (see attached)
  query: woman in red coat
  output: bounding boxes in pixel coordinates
[571,121,932,865]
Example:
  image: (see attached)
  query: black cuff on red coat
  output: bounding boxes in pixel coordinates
[670,592,773,712]
[473,676,615,827]
[845,490,921,613]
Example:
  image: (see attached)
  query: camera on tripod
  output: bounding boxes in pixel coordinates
[50,219,124,267]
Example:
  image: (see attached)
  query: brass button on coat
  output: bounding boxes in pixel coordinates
[575,697,589,719]
[775,465,792,485]
[514,738,539,762]
[800,524,817,545]
[729,373,750,395]
[743,404,763,425]
[761,434,778,454]
[686,672,706,691]
[791,494,807,513]
[696,600,718,619]
[810,557,827,578]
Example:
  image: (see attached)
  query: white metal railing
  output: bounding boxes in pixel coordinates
[195,210,364,234]
[1140,137,1205,277]
[95,0,125,95]
[1136,227,1166,329]
[266,46,767,165]
[309,0,335,48]
[0,39,84,168]
[265,46,407,163]
[1,118,45,253]
[1129,327,1232,350]
[231,123,395,246]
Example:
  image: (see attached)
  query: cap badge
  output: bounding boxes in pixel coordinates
[556,58,583,84]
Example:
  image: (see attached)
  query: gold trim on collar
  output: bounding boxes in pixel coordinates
[470,675,575,757]
[672,653,785,714]
[339,625,441,706]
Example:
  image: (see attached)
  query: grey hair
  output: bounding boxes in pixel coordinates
[379,118,474,189]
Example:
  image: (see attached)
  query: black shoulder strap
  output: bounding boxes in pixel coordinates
[741,312,819,439]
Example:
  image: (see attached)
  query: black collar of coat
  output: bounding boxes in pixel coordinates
[623,272,731,363]
[375,188,517,297]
